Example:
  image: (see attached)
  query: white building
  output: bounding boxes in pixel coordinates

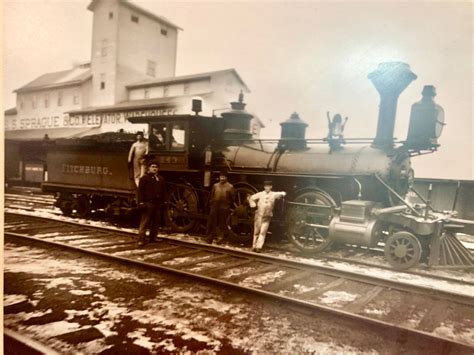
[5,0,262,141]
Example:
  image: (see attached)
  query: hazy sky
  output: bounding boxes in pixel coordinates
[3,0,473,179]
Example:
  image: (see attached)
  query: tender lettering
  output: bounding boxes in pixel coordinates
[61,164,113,175]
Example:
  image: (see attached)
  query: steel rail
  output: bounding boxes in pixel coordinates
[4,328,61,355]
[5,211,474,304]
[5,230,473,351]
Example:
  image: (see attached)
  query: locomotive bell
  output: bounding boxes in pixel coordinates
[279,112,308,150]
[405,85,445,150]
[222,91,253,140]
[368,62,417,150]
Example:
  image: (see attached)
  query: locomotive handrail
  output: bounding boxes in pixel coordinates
[374,174,422,217]
[221,137,404,144]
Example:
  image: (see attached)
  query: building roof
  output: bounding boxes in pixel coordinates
[15,66,92,93]
[67,92,214,114]
[87,0,182,30]
[126,69,251,92]
[4,107,17,115]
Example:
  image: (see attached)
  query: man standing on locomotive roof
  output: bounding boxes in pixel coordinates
[249,181,286,252]
[128,131,148,187]
[206,170,235,244]
[137,161,166,246]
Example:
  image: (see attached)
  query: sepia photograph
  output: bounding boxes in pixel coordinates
[3,0,473,353]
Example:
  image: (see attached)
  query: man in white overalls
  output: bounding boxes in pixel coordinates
[128,132,148,187]
[249,181,286,252]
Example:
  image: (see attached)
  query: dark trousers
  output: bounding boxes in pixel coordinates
[206,206,230,239]
[138,203,162,241]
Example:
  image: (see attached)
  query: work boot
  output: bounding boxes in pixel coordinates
[205,236,214,244]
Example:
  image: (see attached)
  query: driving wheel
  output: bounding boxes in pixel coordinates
[286,189,336,253]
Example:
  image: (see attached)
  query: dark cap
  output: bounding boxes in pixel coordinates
[219,170,228,177]
[147,160,160,168]
[263,180,272,186]
[422,85,436,97]
[136,131,144,136]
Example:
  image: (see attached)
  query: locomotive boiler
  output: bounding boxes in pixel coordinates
[42,62,472,269]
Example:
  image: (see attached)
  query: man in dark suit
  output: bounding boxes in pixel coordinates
[137,161,166,246]
[206,170,235,244]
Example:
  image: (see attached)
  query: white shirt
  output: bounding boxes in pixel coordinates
[249,190,286,217]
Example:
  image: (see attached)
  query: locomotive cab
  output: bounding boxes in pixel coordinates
[128,115,224,171]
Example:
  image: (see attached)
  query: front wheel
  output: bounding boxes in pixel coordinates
[384,231,422,269]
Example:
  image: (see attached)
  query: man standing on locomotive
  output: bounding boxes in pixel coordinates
[206,170,235,244]
[249,181,286,252]
[128,131,148,186]
[137,161,166,246]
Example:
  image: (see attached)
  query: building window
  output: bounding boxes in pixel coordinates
[163,86,169,97]
[161,27,168,36]
[109,11,114,19]
[131,14,139,23]
[32,95,37,109]
[73,94,79,105]
[101,39,108,57]
[19,97,24,110]
[44,93,49,108]
[183,84,190,95]
[147,62,155,76]
[146,60,156,77]
[57,92,63,106]
[144,89,149,99]
[100,74,106,90]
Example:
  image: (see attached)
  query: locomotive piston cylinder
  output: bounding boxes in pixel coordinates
[328,200,381,247]
[368,62,417,150]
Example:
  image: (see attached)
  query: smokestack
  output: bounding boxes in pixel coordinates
[368,62,417,150]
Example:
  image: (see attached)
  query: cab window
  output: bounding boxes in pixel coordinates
[170,123,186,151]
[149,124,167,150]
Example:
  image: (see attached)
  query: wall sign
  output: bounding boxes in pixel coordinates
[6,106,178,131]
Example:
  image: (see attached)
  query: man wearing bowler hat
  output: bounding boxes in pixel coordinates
[249,181,286,252]
[206,170,235,244]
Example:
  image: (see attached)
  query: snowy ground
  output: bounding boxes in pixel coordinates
[6,239,467,354]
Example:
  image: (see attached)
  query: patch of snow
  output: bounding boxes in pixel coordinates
[162,256,196,266]
[433,322,474,345]
[34,232,61,238]
[44,277,78,289]
[319,290,358,306]
[222,266,254,279]
[240,270,287,288]
[111,249,151,257]
[363,307,389,316]
[25,321,82,338]
[4,294,28,307]
[69,289,93,296]
[128,329,155,350]
[188,261,226,272]
[155,338,177,352]
[200,299,239,314]
[293,284,316,294]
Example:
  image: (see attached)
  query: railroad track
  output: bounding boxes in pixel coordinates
[4,211,474,350]
[4,193,57,211]
[5,192,474,272]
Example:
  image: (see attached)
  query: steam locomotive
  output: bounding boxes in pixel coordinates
[42,62,473,269]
